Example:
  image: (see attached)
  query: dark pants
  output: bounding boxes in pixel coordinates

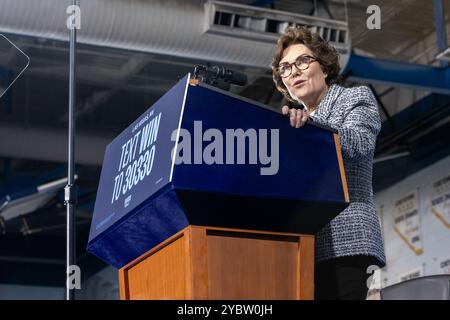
[314,255,380,300]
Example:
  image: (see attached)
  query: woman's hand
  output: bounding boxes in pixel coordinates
[281,105,309,128]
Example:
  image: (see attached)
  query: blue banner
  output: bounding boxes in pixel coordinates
[88,74,190,242]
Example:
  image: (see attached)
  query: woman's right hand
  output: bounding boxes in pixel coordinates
[281,105,309,128]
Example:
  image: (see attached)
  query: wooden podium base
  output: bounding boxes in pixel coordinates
[119,225,314,300]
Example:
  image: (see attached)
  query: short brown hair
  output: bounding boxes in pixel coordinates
[271,26,341,102]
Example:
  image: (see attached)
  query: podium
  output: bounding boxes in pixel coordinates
[118,226,314,300]
[87,74,349,300]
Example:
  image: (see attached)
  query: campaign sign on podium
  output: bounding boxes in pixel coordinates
[88,75,189,243]
[87,74,349,268]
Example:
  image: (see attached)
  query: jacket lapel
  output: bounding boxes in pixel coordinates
[313,84,344,122]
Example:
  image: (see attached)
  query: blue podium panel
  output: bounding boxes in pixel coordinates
[87,74,349,268]
[87,75,190,268]
[173,84,344,203]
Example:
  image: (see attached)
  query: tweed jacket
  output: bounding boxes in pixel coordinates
[310,84,386,267]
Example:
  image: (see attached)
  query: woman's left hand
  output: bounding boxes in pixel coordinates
[281,105,309,128]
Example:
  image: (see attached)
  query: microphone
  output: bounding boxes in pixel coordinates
[211,65,248,86]
[193,65,248,90]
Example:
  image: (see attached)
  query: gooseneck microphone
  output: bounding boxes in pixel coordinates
[193,65,248,90]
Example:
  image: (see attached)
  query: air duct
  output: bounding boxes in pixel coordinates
[0,0,350,70]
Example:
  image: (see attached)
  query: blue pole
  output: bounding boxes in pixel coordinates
[433,0,448,67]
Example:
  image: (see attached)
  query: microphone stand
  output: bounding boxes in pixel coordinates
[65,0,79,301]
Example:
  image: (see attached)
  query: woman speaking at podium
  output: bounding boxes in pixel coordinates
[272,26,386,300]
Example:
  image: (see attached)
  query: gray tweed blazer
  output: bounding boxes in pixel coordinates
[310,84,386,266]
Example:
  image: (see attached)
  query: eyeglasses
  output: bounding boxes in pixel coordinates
[277,55,318,78]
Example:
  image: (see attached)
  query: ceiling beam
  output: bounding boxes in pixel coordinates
[344,54,450,95]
